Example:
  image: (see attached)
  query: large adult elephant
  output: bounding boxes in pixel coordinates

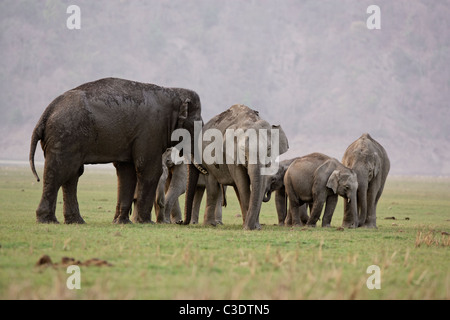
[29,77,202,224]
[284,153,359,228]
[183,104,289,230]
[342,133,390,228]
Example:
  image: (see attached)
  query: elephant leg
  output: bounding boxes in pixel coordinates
[154,200,163,224]
[287,194,303,227]
[36,153,82,224]
[155,177,166,224]
[204,176,220,226]
[290,203,303,226]
[231,167,251,226]
[62,165,85,224]
[214,186,224,225]
[134,168,161,223]
[161,173,172,223]
[307,195,326,227]
[275,188,287,226]
[170,200,182,224]
[357,185,368,227]
[300,203,312,224]
[244,164,266,230]
[36,157,63,223]
[365,182,380,228]
[163,190,178,224]
[369,180,386,228]
[322,194,338,227]
[192,186,205,224]
[113,162,136,224]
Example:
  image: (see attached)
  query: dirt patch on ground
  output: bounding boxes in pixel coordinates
[35,255,112,268]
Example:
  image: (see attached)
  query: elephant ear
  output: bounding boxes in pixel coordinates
[271,124,289,155]
[326,170,340,194]
[177,98,190,128]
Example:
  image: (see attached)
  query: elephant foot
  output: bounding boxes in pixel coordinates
[36,215,59,224]
[243,222,261,230]
[216,220,223,225]
[342,222,357,229]
[321,223,331,228]
[132,215,154,224]
[362,223,377,229]
[140,220,155,224]
[292,222,305,228]
[203,220,217,227]
[113,217,132,224]
[174,220,183,225]
[64,215,86,224]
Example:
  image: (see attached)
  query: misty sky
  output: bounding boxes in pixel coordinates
[0,0,449,175]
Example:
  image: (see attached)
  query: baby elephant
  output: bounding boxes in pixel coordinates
[284,153,358,228]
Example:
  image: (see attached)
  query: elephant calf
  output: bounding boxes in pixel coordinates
[156,148,226,225]
[132,148,225,225]
[284,153,358,228]
[262,157,310,226]
[342,133,390,228]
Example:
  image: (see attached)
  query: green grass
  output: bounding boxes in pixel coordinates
[0,165,449,299]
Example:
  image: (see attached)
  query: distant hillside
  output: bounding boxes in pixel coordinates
[0,0,449,175]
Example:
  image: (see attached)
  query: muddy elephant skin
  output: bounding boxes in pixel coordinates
[30,77,202,224]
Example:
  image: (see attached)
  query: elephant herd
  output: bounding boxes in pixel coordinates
[29,78,390,230]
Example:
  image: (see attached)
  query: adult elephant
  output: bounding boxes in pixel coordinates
[183,104,289,230]
[29,77,202,224]
[284,153,359,228]
[342,133,390,228]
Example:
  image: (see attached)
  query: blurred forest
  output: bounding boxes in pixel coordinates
[0,0,449,175]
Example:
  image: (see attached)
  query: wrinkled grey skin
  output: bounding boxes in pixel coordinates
[144,148,225,224]
[29,77,202,224]
[342,133,390,228]
[284,153,359,228]
[183,104,289,230]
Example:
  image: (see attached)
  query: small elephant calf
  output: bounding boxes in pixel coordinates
[284,153,358,228]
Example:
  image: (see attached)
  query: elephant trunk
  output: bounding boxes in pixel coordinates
[342,193,358,228]
[263,190,272,202]
[182,116,203,225]
[183,162,200,225]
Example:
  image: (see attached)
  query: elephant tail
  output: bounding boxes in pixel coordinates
[29,118,45,182]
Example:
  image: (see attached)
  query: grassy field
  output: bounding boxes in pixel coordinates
[0,164,449,300]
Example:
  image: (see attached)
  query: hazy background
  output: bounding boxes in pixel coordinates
[0,0,449,175]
